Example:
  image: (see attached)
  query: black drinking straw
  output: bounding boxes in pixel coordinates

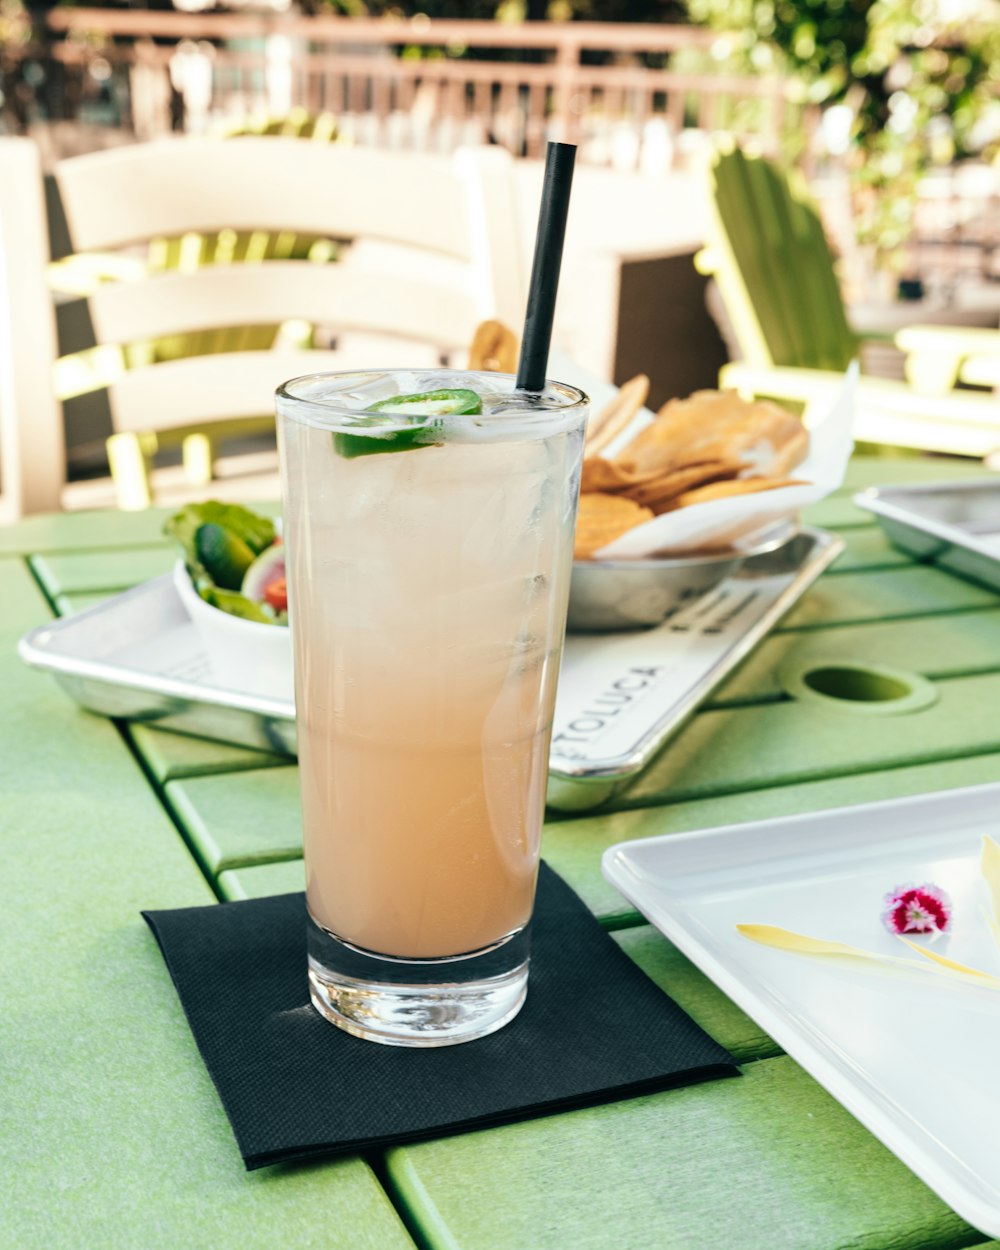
[515,141,577,394]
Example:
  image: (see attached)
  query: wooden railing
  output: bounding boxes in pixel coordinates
[23,11,814,169]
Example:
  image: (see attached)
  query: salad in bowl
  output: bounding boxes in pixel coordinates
[165,502,293,700]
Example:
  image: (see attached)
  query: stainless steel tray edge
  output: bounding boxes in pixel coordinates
[18,574,298,755]
[19,527,843,804]
[546,526,843,809]
[854,480,1000,594]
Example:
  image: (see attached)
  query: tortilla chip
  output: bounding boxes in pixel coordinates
[670,476,810,509]
[768,425,810,477]
[580,457,638,494]
[468,319,518,373]
[574,493,654,559]
[585,374,650,456]
[629,459,745,512]
[618,390,807,479]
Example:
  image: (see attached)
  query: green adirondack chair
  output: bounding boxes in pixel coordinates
[696,145,1000,458]
[702,144,858,374]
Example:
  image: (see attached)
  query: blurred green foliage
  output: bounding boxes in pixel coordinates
[11,0,998,267]
[316,1,682,16]
[683,0,1000,262]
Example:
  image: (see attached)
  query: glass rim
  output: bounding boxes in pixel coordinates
[275,367,589,426]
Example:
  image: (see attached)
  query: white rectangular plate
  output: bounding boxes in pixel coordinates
[602,783,1000,1237]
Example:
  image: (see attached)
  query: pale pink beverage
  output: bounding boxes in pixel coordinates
[276,368,587,1045]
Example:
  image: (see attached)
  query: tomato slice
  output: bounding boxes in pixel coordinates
[264,577,287,613]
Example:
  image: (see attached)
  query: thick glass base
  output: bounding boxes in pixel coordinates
[306,911,530,1047]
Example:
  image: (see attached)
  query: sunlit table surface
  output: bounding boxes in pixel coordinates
[5,452,1000,1250]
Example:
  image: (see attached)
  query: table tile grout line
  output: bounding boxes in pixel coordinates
[212,849,306,875]
[601,909,648,932]
[363,1017,788,1245]
[217,848,646,931]
[59,585,156,597]
[775,601,1000,633]
[155,757,296,783]
[22,552,61,617]
[26,555,175,605]
[599,744,1000,819]
[119,727,229,902]
[23,549,227,899]
[367,1148,460,1250]
[705,659,1000,711]
[10,539,175,559]
[824,560,921,576]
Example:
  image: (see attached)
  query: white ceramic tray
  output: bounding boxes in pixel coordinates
[602,783,1000,1237]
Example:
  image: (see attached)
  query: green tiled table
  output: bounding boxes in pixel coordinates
[5,455,1000,1250]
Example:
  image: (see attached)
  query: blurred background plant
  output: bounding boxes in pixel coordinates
[0,0,35,132]
[294,0,1000,272]
[682,0,1000,270]
[4,0,999,275]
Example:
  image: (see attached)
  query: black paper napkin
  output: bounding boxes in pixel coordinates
[143,862,737,1169]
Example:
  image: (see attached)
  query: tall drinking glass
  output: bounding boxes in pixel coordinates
[276,368,587,1046]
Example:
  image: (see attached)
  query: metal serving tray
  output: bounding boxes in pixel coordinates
[19,526,841,811]
[855,479,1000,594]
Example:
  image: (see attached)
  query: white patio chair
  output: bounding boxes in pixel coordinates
[0,136,525,518]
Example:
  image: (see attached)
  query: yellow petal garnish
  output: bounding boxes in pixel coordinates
[982,835,1000,952]
[736,925,914,967]
[984,906,1000,953]
[896,935,1000,987]
[737,835,1000,990]
[736,923,1000,990]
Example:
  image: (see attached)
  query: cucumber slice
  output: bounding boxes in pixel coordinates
[333,388,482,458]
[203,586,278,624]
[372,388,482,417]
[194,522,256,591]
[333,425,437,460]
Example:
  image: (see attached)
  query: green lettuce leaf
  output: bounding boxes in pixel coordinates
[165,501,285,627]
[202,586,279,624]
[164,502,275,566]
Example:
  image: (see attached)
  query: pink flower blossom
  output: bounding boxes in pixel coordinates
[881,883,952,935]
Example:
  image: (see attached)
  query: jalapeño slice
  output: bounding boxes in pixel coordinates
[333,388,482,458]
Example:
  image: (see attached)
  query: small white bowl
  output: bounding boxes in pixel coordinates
[172,560,293,701]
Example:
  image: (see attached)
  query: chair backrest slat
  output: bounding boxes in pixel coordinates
[707,147,857,371]
[793,178,856,369]
[0,139,64,517]
[52,139,475,260]
[79,262,480,348]
[103,347,443,434]
[0,134,525,515]
[733,152,807,366]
